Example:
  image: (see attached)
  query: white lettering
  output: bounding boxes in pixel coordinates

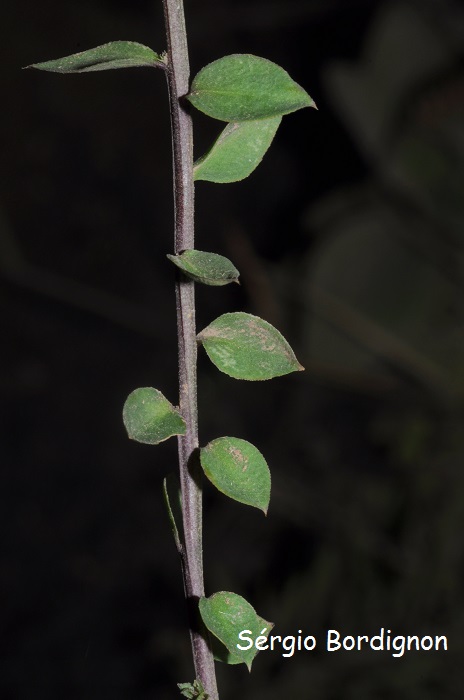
[370,628,385,651]
[304,635,316,651]
[255,628,269,651]
[236,629,253,651]
[343,635,355,651]
[327,630,341,651]
[282,635,296,658]
[421,636,433,651]
[236,627,447,657]
[391,636,406,658]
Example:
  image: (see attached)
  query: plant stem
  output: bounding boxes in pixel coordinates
[162,1,219,697]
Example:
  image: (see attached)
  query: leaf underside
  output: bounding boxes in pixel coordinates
[199,591,273,670]
[188,54,315,121]
[198,312,304,380]
[194,117,281,183]
[200,437,271,513]
[26,41,165,73]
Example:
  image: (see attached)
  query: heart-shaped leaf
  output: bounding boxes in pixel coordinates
[197,312,304,380]
[167,250,240,285]
[26,41,165,73]
[123,387,185,445]
[187,54,315,121]
[194,117,281,183]
[200,437,270,514]
[199,592,273,670]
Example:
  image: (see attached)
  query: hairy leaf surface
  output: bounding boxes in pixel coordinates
[200,437,270,513]
[198,312,304,380]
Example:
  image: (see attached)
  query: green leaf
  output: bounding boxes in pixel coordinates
[200,437,271,514]
[167,250,240,285]
[162,473,184,552]
[26,41,165,73]
[199,592,273,670]
[187,54,315,121]
[178,680,209,699]
[123,387,186,445]
[197,312,304,380]
[194,117,281,183]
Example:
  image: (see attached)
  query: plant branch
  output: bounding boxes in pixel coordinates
[162,1,219,697]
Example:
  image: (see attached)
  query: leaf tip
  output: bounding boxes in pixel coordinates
[23,62,51,72]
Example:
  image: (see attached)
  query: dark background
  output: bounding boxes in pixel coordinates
[1,0,464,697]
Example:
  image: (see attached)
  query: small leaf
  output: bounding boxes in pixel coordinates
[200,437,270,514]
[162,473,184,553]
[199,592,273,670]
[178,680,208,699]
[187,54,315,121]
[26,41,165,73]
[123,387,185,445]
[197,312,304,380]
[167,250,240,285]
[194,117,281,183]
